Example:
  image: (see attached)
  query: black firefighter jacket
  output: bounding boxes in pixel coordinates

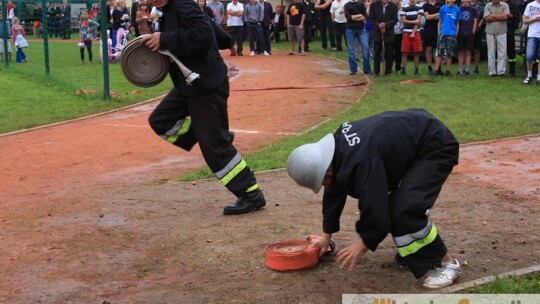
[158,0,228,96]
[322,109,452,251]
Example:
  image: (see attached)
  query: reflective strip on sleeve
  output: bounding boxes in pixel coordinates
[395,221,438,257]
[159,117,191,144]
[215,153,247,186]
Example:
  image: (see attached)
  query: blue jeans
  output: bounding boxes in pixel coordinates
[247,23,265,53]
[346,28,370,73]
[525,37,540,63]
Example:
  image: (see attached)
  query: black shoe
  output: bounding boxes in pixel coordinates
[223,189,266,215]
[237,52,243,56]
[445,70,451,76]
[395,254,407,269]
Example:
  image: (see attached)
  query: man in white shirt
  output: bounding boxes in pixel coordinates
[227,0,245,56]
[331,0,349,51]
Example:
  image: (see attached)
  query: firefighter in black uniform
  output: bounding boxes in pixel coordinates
[140,0,266,215]
[287,109,461,289]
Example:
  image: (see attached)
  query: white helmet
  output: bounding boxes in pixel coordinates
[287,134,335,194]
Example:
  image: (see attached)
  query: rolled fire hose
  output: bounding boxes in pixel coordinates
[265,235,336,271]
[120,36,200,87]
[265,240,320,271]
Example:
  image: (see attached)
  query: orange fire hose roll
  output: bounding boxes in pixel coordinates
[264,240,320,271]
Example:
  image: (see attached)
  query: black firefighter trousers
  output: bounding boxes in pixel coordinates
[389,129,459,278]
[148,79,258,197]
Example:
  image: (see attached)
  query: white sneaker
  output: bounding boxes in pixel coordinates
[250,51,256,56]
[422,258,460,289]
[263,51,270,56]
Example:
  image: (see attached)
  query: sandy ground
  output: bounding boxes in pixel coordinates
[0,50,539,304]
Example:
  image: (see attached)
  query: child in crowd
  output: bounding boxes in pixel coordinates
[11,17,29,63]
[456,0,477,75]
[79,11,99,64]
[135,0,152,36]
[399,0,424,75]
[434,0,462,76]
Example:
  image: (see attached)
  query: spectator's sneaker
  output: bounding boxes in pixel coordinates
[263,51,270,56]
[456,71,463,76]
[400,68,406,75]
[464,70,470,76]
[474,67,479,74]
[435,70,444,76]
[250,51,256,56]
[423,258,460,289]
[428,69,434,76]
[523,77,533,84]
[414,69,420,76]
[537,79,540,85]
[445,70,451,76]
[223,189,266,215]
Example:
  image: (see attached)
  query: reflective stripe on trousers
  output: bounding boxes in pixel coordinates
[394,220,438,257]
[214,152,259,192]
[160,117,191,144]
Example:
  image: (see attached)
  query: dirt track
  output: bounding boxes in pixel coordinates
[0,50,539,303]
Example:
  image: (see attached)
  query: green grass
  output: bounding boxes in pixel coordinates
[465,273,540,293]
[0,39,171,133]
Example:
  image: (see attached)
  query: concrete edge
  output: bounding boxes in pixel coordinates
[433,264,540,294]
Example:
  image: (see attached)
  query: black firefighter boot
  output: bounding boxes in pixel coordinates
[223,189,266,215]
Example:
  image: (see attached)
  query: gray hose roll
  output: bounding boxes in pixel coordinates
[120,36,170,88]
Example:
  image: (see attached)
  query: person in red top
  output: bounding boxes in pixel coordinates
[11,16,29,63]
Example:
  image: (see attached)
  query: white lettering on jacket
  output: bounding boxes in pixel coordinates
[341,122,361,147]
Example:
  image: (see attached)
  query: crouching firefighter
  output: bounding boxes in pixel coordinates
[287,109,461,289]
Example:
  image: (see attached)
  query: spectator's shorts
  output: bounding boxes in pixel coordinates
[401,32,423,53]
[473,28,483,49]
[457,35,474,51]
[525,37,540,62]
[436,35,457,59]
[423,29,438,48]
[287,25,303,42]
